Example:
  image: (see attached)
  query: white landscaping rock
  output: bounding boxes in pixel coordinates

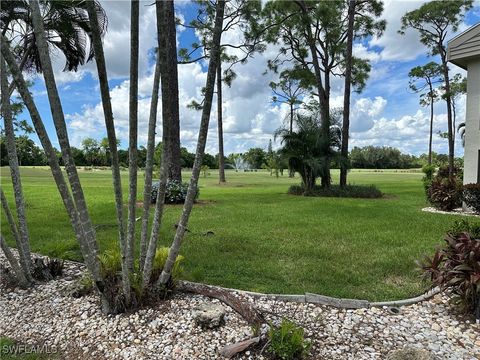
[1,252,479,359]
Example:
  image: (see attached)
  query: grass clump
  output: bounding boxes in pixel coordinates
[288,184,382,198]
[268,319,311,360]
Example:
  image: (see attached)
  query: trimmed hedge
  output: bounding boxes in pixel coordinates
[288,184,383,199]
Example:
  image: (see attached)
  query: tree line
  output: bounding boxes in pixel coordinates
[1,133,455,171]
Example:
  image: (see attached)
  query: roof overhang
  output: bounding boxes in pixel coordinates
[447,22,480,70]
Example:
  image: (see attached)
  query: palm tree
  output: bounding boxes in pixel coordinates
[85,0,130,301]
[28,0,105,299]
[2,33,107,300]
[275,112,341,193]
[126,0,139,276]
[0,0,107,73]
[139,51,161,270]
[141,0,172,288]
[0,56,33,283]
[157,0,182,183]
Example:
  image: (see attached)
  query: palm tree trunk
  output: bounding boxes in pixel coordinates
[125,0,140,276]
[0,233,29,287]
[0,57,33,282]
[139,51,162,270]
[142,149,168,288]
[1,188,19,244]
[28,1,103,286]
[340,0,355,188]
[142,0,177,287]
[217,62,226,183]
[86,0,130,300]
[159,0,182,183]
[158,0,226,286]
[1,34,104,291]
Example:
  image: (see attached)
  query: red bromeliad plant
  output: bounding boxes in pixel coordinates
[420,230,480,319]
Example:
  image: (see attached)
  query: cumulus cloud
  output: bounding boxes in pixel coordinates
[40,0,475,158]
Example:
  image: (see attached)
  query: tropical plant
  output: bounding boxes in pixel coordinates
[275,112,340,192]
[268,319,311,360]
[425,164,463,211]
[0,0,107,73]
[429,177,463,211]
[420,228,480,319]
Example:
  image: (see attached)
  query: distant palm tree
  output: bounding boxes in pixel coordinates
[275,112,340,192]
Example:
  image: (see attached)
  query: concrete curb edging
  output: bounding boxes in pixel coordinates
[34,254,443,310]
[178,280,441,310]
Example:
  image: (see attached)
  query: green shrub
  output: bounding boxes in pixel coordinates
[422,164,435,197]
[420,228,480,319]
[151,180,199,204]
[422,164,435,180]
[424,164,463,210]
[463,183,480,213]
[447,219,480,238]
[429,177,462,211]
[268,319,311,360]
[288,184,382,199]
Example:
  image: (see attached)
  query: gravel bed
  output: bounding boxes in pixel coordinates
[1,255,479,359]
[422,207,480,218]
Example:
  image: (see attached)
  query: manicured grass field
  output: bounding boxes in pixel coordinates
[2,167,477,301]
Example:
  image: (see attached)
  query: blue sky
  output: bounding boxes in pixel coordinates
[12,0,480,157]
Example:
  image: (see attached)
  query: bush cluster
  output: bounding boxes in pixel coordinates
[420,220,480,319]
[423,164,463,211]
[288,184,382,199]
[463,183,480,213]
[151,180,199,204]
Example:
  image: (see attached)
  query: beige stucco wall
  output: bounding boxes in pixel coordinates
[464,58,480,185]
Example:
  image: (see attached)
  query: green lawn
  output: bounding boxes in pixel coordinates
[2,167,477,301]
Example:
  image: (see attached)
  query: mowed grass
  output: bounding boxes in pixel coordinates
[2,166,477,301]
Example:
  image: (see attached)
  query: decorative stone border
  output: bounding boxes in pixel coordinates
[26,254,443,310]
[421,207,480,218]
[178,280,441,310]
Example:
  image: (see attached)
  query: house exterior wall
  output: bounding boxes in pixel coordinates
[464,58,480,185]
